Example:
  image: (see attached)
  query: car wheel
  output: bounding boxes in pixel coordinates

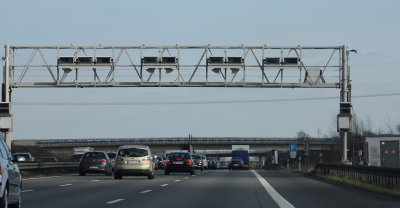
[190,169,195,175]
[152,172,155,179]
[201,166,204,171]
[1,188,8,208]
[9,190,21,208]
[79,171,86,176]
[165,171,169,175]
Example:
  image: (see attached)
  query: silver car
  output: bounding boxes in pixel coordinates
[106,152,117,171]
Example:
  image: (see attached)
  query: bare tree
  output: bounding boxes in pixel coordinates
[317,127,322,138]
[383,111,394,134]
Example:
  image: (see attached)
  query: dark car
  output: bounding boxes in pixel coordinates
[71,154,83,162]
[229,158,244,170]
[40,157,58,162]
[155,156,165,169]
[206,157,217,170]
[192,155,205,171]
[165,152,195,175]
[0,138,22,207]
[79,151,112,176]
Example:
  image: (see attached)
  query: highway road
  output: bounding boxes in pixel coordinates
[21,170,400,208]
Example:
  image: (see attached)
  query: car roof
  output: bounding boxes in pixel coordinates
[106,152,117,153]
[13,152,31,154]
[84,151,106,154]
[169,152,190,154]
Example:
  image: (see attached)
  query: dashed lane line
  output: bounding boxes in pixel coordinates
[106,199,124,204]
[141,190,152,193]
[251,170,295,208]
[161,184,169,186]
[59,184,73,187]
[174,180,180,182]
[184,177,189,179]
[22,190,34,193]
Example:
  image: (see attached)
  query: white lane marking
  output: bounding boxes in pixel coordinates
[251,170,295,208]
[70,174,78,176]
[90,180,100,182]
[141,190,152,193]
[52,176,62,178]
[174,180,180,182]
[22,179,28,181]
[59,184,73,187]
[39,177,51,179]
[22,190,34,193]
[106,199,124,204]
[28,178,38,180]
[161,184,169,186]
[184,177,189,179]
[191,175,196,176]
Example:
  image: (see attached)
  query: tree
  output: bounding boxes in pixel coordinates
[297,130,310,138]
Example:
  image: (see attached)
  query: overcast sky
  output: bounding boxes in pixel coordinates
[1,0,399,140]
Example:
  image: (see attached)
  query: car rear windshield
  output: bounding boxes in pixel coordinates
[107,153,116,158]
[168,153,191,160]
[192,155,201,159]
[118,149,148,157]
[83,152,106,158]
[156,157,162,161]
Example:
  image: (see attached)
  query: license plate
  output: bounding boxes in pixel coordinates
[174,161,184,164]
[234,164,239,166]
[89,166,98,169]
[127,161,139,164]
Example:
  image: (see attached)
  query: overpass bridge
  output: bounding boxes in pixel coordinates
[13,137,338,156]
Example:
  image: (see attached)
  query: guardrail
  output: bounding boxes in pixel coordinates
[17,162,79,170]
[314,163,400,189]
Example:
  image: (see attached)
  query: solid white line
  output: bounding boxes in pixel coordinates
[22,190,33,193]
[106,199,124,204]
[59,184,73,187]
[52,176,62,178]
[140,190,152,193]
[28,178,38,180]
[39,177,51,179]
[191,175,195,176]
[161,184,169,186]
[251,170,295,208]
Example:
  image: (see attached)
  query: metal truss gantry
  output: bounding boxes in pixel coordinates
[2,45,352,162]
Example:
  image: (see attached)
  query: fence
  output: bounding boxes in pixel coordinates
[314,163,400,189]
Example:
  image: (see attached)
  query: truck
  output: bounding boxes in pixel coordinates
[232,150,249,170]
[71,147,94,161]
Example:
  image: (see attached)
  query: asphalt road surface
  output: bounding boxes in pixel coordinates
[21,169,400,208]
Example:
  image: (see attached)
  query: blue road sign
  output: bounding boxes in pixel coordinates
[289,144,297,152]
[272,156,275,161]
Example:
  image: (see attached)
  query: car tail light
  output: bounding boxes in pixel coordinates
[115,158,123,161]
[159,161,163,163]
[142,157,150,161]
[199,160,202,163]
[167,159,171,165]
[98,159,107,161]
[130,147,136,149]
[187,160,192,165]
[176,158,182,160]
[81,158,89,162]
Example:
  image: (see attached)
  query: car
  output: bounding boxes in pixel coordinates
[155,156,165,169]
[40,157,58,162]
[114,145,155,180]
[206,157,217,170]
[0,138,22,207]
[192,154,205,171]
[229,158,244,170]
[71,154,83,162]
[165,152,195,175]
[12,152,34,162]
[201,156,209,170]
[219,161,228,169]
[106,152,117,171]
[79,151,112,176]
[152,156,159,170]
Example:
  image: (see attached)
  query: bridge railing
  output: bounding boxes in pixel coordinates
[314,163,400,189]
[32,137,338,146]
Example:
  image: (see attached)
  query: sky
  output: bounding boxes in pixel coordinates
[1,0,400,140]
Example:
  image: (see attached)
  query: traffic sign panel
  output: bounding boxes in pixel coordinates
[290,155,296,158]
[289,144,297,152]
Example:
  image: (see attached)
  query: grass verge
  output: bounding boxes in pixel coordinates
[284,167,400,199]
